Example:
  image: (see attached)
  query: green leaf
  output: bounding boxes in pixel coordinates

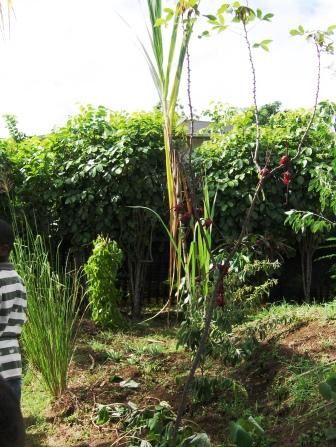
[204,14,217,21]
[319,382,332,400]
[110,374,123,383]
[163,8,174,14]
[217,4,230,15]
[247,416,264,434]
[327,24,336,33]
[326,375,336,392]
[290,29,300,36]
[229,422,253,447]
[256,8,262,19]
[296,175,304,185]
[298,25,305,34]
[253,39,272,51]
[184,432,212,446]
[155,17,165,27]
[199,30,210,38]
[218,13,225,24]
[263,13,274,21]
[325,428,336,441]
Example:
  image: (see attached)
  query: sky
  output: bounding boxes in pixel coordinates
[0,0,334,136]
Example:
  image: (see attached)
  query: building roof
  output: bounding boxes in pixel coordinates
[182,119,233,137]
[183,119,212,137]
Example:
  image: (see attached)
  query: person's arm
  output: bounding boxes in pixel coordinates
[0,283,9,337]
[0,279,27,337]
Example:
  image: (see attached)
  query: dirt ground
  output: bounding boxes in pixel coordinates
[23,314,336,447]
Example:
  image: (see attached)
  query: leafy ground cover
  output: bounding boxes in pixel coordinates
[23,302,336,447]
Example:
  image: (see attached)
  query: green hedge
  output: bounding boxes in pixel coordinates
[194,105,336,242]
[1,103,335,304]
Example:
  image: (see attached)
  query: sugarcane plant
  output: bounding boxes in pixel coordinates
[143,0,200,299]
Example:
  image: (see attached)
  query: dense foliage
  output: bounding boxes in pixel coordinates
[194,102,336,299]
[1,102,335,311]
[1,107,174,316]
[195,103,336,241]
[84,236,124,327]
[3,107,168,245]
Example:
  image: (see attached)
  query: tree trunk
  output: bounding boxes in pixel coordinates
[299,233,316,301]
[128,258,145,320]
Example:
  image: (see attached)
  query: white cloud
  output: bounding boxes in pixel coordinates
[0,0,334,136]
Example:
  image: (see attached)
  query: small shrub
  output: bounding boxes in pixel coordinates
[177,257,281,365]
[84,235,124,328]
[93,400,211,446]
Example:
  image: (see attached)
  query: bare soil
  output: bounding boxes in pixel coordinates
[24,316,336,447]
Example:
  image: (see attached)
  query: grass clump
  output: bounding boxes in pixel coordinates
[13,224,83,398]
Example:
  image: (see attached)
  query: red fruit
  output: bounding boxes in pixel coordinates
[203,218,213,229]
[218,263,229,275]
[180,212,192,225]
[216,293,224,307]
[174,202,185,214]
[281,170,292,185]
[259,167,270,178]
[280,155,290,166]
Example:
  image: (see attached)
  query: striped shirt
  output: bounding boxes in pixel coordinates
[0,263,27,380]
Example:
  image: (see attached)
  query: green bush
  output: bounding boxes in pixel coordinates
[84,235,124,327]
[194,104,335,241]
[5,107,169,246]
[3,107,174,316]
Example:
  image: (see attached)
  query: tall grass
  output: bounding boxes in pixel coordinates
[12,220,83,398]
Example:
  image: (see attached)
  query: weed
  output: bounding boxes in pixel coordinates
[133,344,166,356]
[298,430,325,446]
[323,300,336,320]
[93,400,211,446]
[189,376,247,405]
[141,361,163,375]
[320,338,335,350]
[89,340,124,363]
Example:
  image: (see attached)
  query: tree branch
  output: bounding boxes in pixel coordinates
[293,42,321,160]
[242,19,261,170]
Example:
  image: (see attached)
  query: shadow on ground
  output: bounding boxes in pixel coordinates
[25,416,48,447]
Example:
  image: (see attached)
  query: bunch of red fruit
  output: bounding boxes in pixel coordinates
[215,263,229,308]
[259,155,293,186]
[279,155,292,185]
[174,202,213,228]
[173,202,191,225]
[216,281,224,307]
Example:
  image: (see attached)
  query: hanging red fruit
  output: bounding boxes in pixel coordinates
[279,155,290,166]
[203,218,213,229]
[180,212,192,225]
[281,171,292,185]
[174,202,185,214]
[259,167,270,178]
[218,263,229,276]
[216,293,224,307]
[216,280,225,307]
